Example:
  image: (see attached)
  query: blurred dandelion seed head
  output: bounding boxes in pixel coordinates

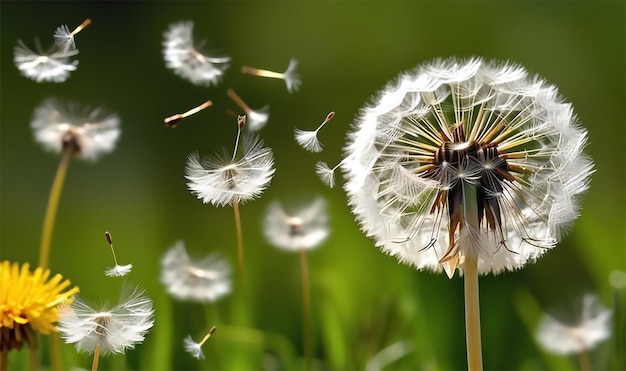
[536,295,612,355]
[14,39,79,83]
[57,287,154,355]
[341,57,593,275]
[163,21,230,87]
[264,197,330,251]
[31,98,121,161]
[160,241,232,302]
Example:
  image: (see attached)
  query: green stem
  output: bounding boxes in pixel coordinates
[578,347,591,371]
[0,349,7,371]
[300,249,312,370]
[92,343,101,371]
[39,147,73,270]
[233,201,245,286]
[50,332,63,371]
[28,345,37,371]
[464,256,483,371]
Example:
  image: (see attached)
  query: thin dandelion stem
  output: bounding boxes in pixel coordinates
[199,326,218,347]
[226,89,252,114]
[233,201,245,285]
[315,111,335,132]
[578,348,591,371]
[105,232,119,266]
[92,343,101,371]
[241,66,285,80]
[28,345,37,371]
[300,249,312,370]
[232,122,243,162]
[464,256,483,371]
[50,332,63,371]
[0,349,7,371]
[72,18,91,35]
[39,146,73,269]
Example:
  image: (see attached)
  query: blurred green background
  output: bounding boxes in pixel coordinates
[1,1,624,370]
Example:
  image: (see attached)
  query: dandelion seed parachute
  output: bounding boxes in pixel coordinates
[163,21,230,87]
[264,197,330,251]
[341,57,593,275]
[14,40,79,83]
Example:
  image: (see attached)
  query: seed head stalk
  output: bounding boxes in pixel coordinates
[300,249,312,370]
[462,184,483,371]
[241,66,285,80]
[91,343,101,371]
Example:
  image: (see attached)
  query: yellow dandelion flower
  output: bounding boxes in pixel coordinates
[0,261,79,352]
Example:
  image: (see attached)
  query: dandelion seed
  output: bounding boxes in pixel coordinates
[54,18,91,53]
[163,21,230,87]
[315,161,342,188]
[341,57,593,275]
[536,295,611,360]
[31,97,121,161]
[264,197,330,251]
[185,116,275,207]
[103,231,132,277]
[164,100,213,128]
[294,111,335,152]
[184,326,217,359]
[57,286,154,356]
[160,241,231,302]
[14,39,79,83]
[0,261,79,352]
[241,58,301,93]
[226,88,269,131]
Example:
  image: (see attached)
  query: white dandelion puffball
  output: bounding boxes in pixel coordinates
[536,295,612,355]
[57,288,154,355]
[264,197,330,251]
[342,57,593,275]
[163,21,230,87]
[160,241,231,302]
[14,40,79,83]
[186,134,276,207]
[31,98,121,161]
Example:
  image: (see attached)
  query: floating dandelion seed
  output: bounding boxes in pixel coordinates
[163,21,230,87]
[57,287,154,362]
[315,160,342,188]
[184,326,217,359]
[264,197,330,251]
[341,57,593,370]
[0,261,79,353]
[536,295,611,369]
[32,97,121,161]
[226,88,269,131]
[241,58,301,93]
[164,99,213,128]
[295,111,335,152]
[103,231,132,277]
[54,18,91,53]
[160,241,231,302]
[14,39,79,83]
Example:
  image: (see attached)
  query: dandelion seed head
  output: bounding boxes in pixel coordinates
[264,197,330,251]
[163,21,230,87]
[57,287,154,355]
[14,40,79,83]
[160,241,231,302]
[31,98,121,161]
[341,57,593,275]
[536,295,612,355]
[185,134,275,207]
